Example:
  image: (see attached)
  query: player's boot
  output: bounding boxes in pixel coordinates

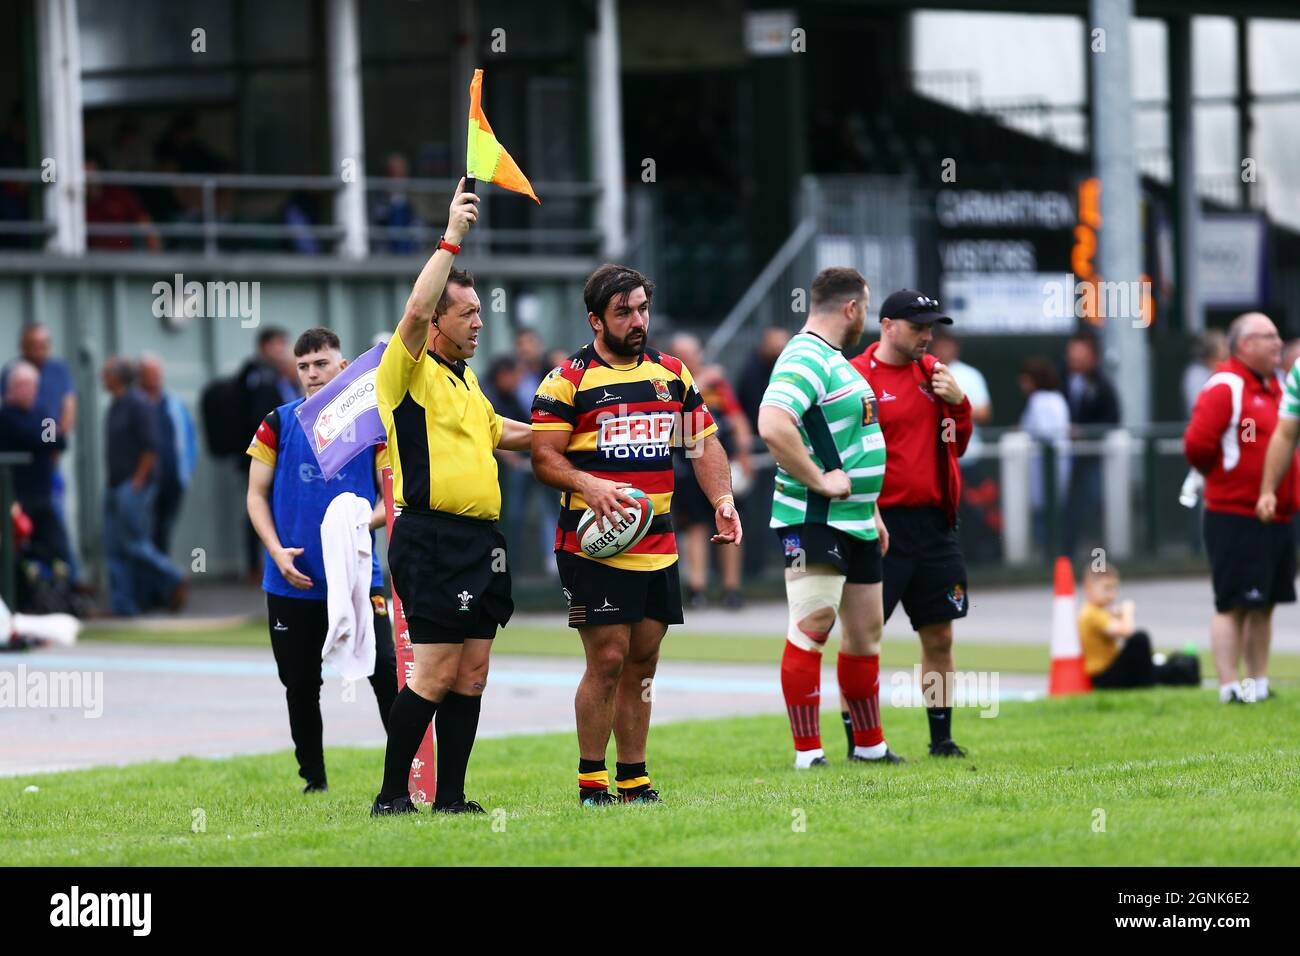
[580,790,619,807]
[370,794,420,816]
[619,788,662,804]
[431,799,486,814]
[848,748,907,764]
[928,739,967,758]
[302,780,328,794]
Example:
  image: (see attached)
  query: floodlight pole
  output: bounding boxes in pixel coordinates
[1089,0,1150,430]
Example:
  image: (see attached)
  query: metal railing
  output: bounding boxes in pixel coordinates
[704,175,918,372]
[0,168,603,256]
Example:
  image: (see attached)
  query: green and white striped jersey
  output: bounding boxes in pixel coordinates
[1281,358,1300,420]
[760,330,887,539]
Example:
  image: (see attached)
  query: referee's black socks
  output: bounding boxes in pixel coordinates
[433,691,482,807]
[379,685,439,801]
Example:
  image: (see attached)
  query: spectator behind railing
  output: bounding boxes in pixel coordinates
[0,102,30,248]
[282,189,323,255]
[931,328,992,467]
[100,355,187,617]
[737,326,790,430]
[0,362,76,581]
[154,110,231,247]
[1018,356,1071,556]
[370,152,423,254]
[671,332,752,609]
[84,152,161,252]
[484,356,539,573]
[514,329,546,411]
[1061,330,1120,557]
[1182,329,1229,418]
[1,324,79,582]
[138,353,198,556]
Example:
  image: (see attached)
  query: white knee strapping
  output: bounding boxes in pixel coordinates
[785,572,846,651]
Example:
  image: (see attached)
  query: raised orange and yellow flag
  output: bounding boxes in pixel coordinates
[466,69,540,203]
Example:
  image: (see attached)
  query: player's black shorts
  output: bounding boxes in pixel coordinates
[880,506,969,630]
[556,551,684,628]
[776,523,882,585]
[388,508,513,643]
[1203,509,1297,613]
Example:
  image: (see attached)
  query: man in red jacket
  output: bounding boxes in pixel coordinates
[1184,311,1296,704]
[850,290,973,756]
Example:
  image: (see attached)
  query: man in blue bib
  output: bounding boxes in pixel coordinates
[246,327,397,793]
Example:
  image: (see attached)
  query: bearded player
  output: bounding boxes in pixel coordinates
[531,264,743,805]
[757,267,903,768]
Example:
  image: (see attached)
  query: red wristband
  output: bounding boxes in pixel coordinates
[438,238,461,255]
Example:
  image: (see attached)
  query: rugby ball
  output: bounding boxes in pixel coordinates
[576,488,654,559]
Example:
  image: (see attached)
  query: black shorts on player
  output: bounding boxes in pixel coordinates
[776,523,882,584]
[387,508,514,642]
[880,505,969,630]
[1203,510,1297,613]
[556,551,684,627]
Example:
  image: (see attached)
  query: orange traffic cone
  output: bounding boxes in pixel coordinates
[1049,556,1092,695]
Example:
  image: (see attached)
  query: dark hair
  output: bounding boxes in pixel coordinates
[258,327,287,349]
[584,263,654,321]
[488,355,519,385]
[294,327,341,357]
[1068,329,1099,354]
[435,268,475,315]
[810,267,868,311]
[1020,356,1060,391]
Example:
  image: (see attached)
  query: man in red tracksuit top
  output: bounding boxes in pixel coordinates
[850,289,973,757]
[1184,311,1297,704]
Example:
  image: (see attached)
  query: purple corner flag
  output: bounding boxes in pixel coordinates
[295,340,387,480]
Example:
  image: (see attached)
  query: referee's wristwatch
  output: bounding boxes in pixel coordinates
[438,236,461,255]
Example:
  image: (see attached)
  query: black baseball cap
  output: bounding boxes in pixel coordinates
[879,289,953,325]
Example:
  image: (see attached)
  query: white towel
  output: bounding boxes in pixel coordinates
[0,594,80,646]
[320,492,376,681]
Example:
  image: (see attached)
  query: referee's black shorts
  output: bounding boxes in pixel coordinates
[880,505,968,631]
[1203,509,1297,613]
[388,508,514,643]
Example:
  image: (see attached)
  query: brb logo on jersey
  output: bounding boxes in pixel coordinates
[597,411,674,460]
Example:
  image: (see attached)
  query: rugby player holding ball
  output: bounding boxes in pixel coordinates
[531,264,743,806]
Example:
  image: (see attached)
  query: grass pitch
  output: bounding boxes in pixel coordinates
[5,689,1298,866]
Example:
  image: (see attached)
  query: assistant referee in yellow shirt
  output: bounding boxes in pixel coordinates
[371,179,532,816]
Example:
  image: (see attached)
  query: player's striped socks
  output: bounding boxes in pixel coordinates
[781,641,824,754]
[615,761,651,798]
[578,758,609,801]
[837,651,884,754]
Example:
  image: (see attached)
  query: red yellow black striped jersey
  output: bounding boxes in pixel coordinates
[531,342,717,571]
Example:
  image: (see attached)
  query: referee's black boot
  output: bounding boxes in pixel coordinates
[302,780,328,794]
[371,794,420,816]
[430,799,486,814]
[928,738,967,758]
